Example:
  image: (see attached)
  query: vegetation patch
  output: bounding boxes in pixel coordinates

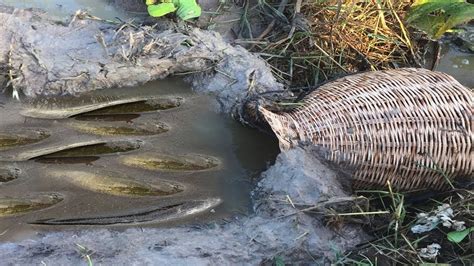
[330,184,473,265]
[407,0,474,39]
[239,0,427,89]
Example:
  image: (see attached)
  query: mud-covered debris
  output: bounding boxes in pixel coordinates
[0,7,283,115]
[411,203,466,234]
[418,243,441,260]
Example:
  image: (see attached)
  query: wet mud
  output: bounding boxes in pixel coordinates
[0,4,284,115]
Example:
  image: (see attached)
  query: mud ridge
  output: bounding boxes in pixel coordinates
[0,5,283,115]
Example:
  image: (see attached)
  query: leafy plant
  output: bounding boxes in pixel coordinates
[447,227,474,243]
[407,0,474,39]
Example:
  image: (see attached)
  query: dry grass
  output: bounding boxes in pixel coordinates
[244,0,427,88]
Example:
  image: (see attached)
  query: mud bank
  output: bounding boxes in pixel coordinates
[0,6,367,264]
[0,5,282,114]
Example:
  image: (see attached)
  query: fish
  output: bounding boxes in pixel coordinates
[121,153,220,171]
[31,198,221,225]
[0,193,63,217]
[49,170,184,197]
[21,96,183,119]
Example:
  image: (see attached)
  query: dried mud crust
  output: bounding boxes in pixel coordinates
[0,5,283,115]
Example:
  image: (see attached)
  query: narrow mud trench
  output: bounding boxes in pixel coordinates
[0,78,279,241]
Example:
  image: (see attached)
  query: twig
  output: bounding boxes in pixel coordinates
[250,0,289,49]
[7,39,19,100]
[287,0,302,39]
[286,194,296,208]
[294,231,309,241]
[313,41,349,73]
[95,32,108,56]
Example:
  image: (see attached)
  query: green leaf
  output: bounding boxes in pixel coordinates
[407,0,474,39]
[274,256,285,266]
[447,227,474,243]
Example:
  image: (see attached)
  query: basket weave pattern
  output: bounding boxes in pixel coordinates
[260,68,473,190]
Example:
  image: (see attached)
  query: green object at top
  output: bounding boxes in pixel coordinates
[147,0,201,21]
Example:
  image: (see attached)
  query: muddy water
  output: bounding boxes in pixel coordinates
[436,44,474,88]
[0,78,279,241]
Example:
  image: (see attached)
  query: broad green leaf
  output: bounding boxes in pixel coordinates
[412,0,465,6]
[447,227,474,243]
[407,0,474,39]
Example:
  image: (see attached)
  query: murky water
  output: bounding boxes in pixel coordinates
[0,78,279,241]
[436,44,474,88]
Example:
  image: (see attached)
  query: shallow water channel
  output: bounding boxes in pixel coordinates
[0,78,279,241]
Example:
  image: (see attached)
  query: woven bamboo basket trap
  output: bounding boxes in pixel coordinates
[259,68,473,190]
